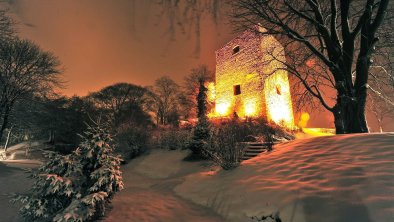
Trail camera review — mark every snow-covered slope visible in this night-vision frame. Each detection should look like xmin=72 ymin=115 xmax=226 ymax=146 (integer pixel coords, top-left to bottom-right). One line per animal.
xmin=105 ymin=150 xmax=225 ymax=222
xmin=0 ymin=141 xmax=44 ymax=168
xmin=175 ymin=133 xmax=394 ymax=222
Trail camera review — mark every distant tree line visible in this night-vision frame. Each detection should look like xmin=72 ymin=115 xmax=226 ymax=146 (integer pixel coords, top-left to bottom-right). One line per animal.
xmin=0 ymin=8 xmax=219 ymax=150
xmin=1 ymin=75 xmax=213 ymax=150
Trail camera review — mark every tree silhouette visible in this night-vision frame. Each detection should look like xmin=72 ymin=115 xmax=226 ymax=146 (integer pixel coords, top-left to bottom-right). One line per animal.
xmin=0 ymin=39 xmax=61 ymax=141
xmin=232 ymin=0 xmax=390 ymax=134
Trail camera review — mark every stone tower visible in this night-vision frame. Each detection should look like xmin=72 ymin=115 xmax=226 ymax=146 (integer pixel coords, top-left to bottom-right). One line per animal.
xmin=214 ymin=27 xmax=294 ymax=127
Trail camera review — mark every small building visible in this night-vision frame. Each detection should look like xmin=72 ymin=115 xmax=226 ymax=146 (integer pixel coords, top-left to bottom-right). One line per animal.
xmin=214 ymin=27 xmax=294 ymax=127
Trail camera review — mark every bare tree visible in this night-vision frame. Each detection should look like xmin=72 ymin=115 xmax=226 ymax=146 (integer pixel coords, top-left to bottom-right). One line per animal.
xmin=152 ymin=0 xmax=224 ymax=57
xmin=0 ymin=39 xmax=61 ymax=142
xmin=0 ymin=9 xmax=14 ymax=42
xmin=367 ymin=92 xmax=393 ymax=132
xmin=88 ymin=83 xmax=150 ymax=127
xmin=367 ymin=47 xmax=394 ymax=133
xmin=232 ymin=0 xmax=390 ymax=134
xmin=147 ymin=76 xmax=180 ymax=125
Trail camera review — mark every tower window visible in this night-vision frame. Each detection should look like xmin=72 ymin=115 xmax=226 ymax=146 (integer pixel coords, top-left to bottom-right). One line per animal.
xmin=234 ymin=85 xmax=241 ymax=95
xmin=276 ymin=85 xmax=281 ymax=95
xmin=232 ymin=46 xmax=240 ymax=55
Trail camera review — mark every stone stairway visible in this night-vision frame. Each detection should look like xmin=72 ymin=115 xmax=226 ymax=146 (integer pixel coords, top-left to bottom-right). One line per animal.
xmin=242 ymin=142 xmax=278 ymax=161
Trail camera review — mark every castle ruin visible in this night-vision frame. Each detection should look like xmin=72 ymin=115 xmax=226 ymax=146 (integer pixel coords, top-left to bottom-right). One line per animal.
xmin=214 ymin=27 xmax=294 ymax=127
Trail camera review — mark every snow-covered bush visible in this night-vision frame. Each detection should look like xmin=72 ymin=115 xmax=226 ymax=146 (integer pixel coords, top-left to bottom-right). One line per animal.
xmin=12 ymin=123 xmax=124 ymax=222
xmin=204 ymin=123 xmax=246 ymax=170
xmin=115 ymin=125 xmax=150 ymax=161
xmin=203 ymin=119 xmax=294 ymax=170
xmin=211 ymin=118 xmax=294 ymax=143
xmin=154 ymin=128 xmax=192 ymax=150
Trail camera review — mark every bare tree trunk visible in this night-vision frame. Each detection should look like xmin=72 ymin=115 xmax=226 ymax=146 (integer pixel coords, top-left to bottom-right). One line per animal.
xmin=333 ymin=99 xmax=367 ymax=134
xmin=48 ymin=130 xmax=55 ymax=144
xmin=355 ymin=38 xmax=372 ymax=133
xmin=4 ymin=125 xmax=13 ymax=151
xmin=0 ymin=106 xmax=11 ymax=142
xmin=377 ymin=118 xmax=383 ymax=133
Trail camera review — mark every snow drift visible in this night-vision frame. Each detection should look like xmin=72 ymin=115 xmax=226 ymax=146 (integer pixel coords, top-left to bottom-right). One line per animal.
xmin=175 ymin=133 xmax=394 ymax=222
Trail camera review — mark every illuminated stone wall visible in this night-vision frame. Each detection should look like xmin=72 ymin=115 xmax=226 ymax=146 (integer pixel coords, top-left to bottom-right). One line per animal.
xmin=215 ymin=28 xmax=294 ymax=127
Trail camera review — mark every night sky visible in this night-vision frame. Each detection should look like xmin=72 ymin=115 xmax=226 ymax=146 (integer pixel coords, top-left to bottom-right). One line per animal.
xmin=2 ymin=0 xmax=392 ymax=131
xmin=4 ymin=0 xmax=235 ymax=96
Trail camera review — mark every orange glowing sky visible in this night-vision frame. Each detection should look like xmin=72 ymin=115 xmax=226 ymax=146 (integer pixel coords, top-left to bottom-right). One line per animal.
xmin=3 ymin=0 xmax=235 ymax=96
xmin=1 ymin=0 xmax=391 ymax=131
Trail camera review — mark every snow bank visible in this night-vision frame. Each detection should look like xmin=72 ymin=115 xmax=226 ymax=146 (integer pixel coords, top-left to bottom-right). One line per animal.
xmin=175 ymin=133 xmax=394 ymax=222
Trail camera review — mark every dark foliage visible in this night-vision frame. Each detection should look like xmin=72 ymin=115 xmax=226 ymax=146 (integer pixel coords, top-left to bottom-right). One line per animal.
xmin=153 ymin=128 xmax=193 ymax=150
xmin=189 ymin=79 xmax=210 ymax=156
xmin=251 ymin=212 xmax=282 ymax=222
xmin=115 ymin=125 xmax=151 ymax=162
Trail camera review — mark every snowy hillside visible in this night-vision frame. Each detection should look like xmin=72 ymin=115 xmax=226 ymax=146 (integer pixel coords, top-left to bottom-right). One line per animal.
xmin=175 ymin=133 xmax=394 ymax=222
xmin=107 ymin=133 xmax=394 ymax=222
xmin=3 ymin=134 xmax=392 ymax=222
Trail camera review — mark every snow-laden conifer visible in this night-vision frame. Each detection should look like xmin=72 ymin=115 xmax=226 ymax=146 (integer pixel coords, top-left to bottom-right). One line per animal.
xmin=13 ymin=122 xmax=123 ymax=222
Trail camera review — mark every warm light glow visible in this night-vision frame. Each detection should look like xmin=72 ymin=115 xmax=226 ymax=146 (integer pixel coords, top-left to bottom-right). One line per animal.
xmin=302 ymin=128 xmax=335 ymax=136
xmin=298 ymin=112 xmax=310 ymax=128
xmin=207 ymin=112 xmax=215 ymax=118
xmin=206 ymin=82 xmax=216 ymax=102
xmin=264 ymin=71 xmax=294 ymax=127
xmin=216 ymin=102 xmax=230 ymax=116
xmin=244 ymin=99 xmax=257 ymax=117
xmin=246 ymin=73 xmax=257 ymax=80
xmin=213 ymin=27 xmax=294 ymax=126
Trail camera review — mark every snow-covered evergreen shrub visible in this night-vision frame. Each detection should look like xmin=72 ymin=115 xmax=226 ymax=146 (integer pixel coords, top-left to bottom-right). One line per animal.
xmin=189 ymin=120 xmax=210 ymax=154
xmin=13 ymin=123 xmax=124 ymax=222
xmin=12 ymin=151 xmax=78 ymax=221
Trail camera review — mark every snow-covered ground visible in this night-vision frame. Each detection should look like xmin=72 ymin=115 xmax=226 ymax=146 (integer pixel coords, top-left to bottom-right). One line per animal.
xmin=107 ymin=133 xmax=394 ymax=222
xmin=0 ymin=141 xmax=43 ymax=222
xmin=0 ymin=163 xmax=33 ymax=222
xmin=1 ymin=134 xmax=393 ymax=222
xmin=176 ymin=133 xmax=394 ymax=222
xmin=0 ymin=141 xmax=44 ymax=168
xmin=104 ymin=150 xmax=225 ymax=222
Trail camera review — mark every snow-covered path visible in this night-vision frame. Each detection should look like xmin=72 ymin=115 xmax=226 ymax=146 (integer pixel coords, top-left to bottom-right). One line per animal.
xmin=0 ymin=142 xmax=45 ymax=222
xmin=0 ymin=163 xmax=32 ymax=222
xmin=104 ymin=150 xmax=225 ymax=222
